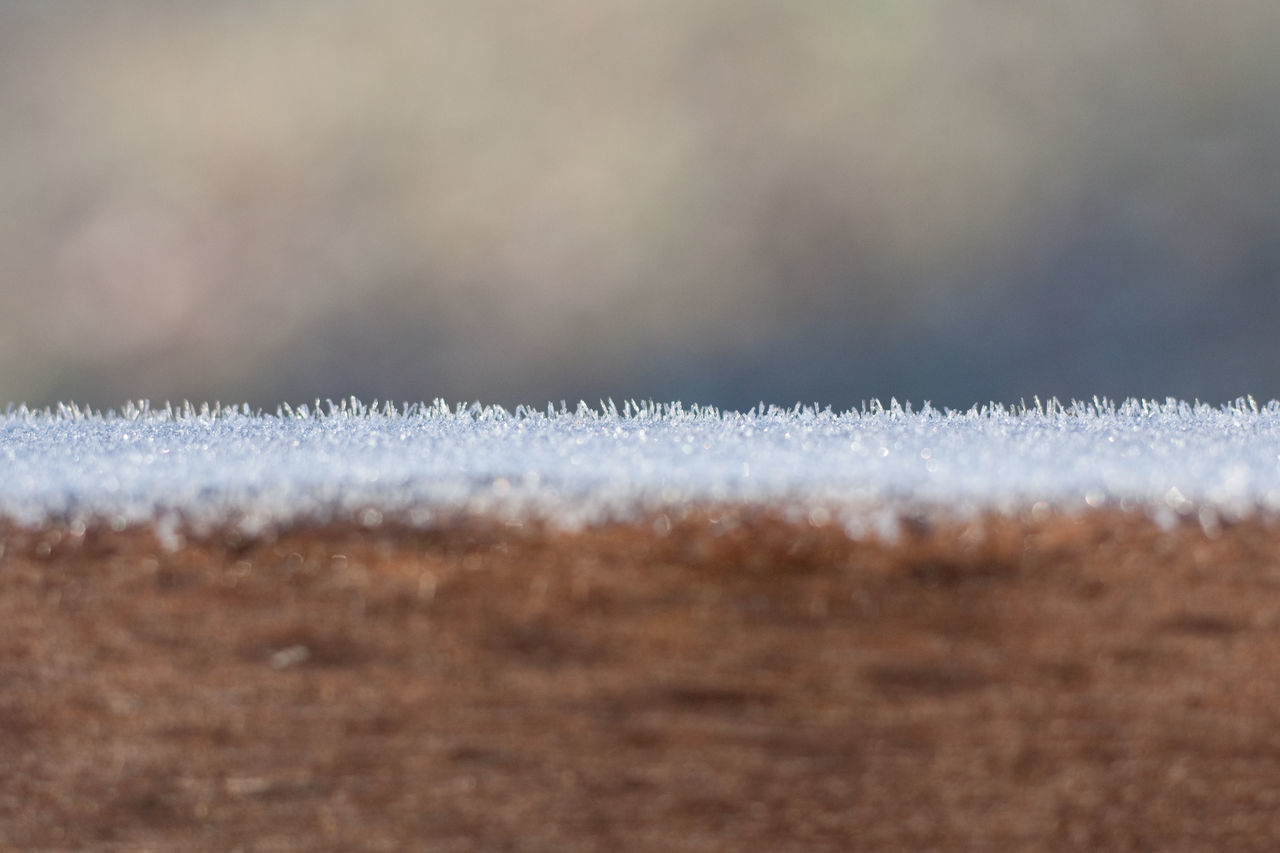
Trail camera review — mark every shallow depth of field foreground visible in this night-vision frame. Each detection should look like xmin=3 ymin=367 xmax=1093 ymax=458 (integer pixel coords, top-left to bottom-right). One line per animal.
xmin=5 ymin=400 xmax=1280 ymax=849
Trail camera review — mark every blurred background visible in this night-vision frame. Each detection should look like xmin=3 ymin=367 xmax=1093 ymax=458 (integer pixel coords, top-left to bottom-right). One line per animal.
xmin=3 ymin=1 xmax=1280 ymax=411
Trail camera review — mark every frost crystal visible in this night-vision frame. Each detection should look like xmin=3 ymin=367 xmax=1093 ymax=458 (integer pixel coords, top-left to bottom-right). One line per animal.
xmin=2 ymin=397 xmax=1279 ymax=533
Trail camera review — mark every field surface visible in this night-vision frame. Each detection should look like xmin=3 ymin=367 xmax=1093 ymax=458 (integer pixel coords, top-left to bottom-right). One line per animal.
xmin=4 ymin=400 xmax=1280 ymax=849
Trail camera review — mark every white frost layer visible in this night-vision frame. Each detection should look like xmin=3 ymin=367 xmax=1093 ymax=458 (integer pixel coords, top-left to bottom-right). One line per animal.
xmin=2 ymin=398 xmax=1280 ymax=535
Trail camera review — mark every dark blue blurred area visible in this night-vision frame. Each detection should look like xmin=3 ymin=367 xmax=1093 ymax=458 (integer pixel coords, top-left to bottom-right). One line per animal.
xmin=3 ymin=3 xmax=1279 ymax=411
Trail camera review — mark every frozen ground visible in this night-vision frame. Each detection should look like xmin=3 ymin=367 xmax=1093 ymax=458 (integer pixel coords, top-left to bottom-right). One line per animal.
xmin=3 ymin=398 xmax=1280 ymax=536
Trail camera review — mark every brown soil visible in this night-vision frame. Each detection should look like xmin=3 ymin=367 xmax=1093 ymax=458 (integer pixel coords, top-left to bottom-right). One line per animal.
xmin=4 ymin=508 xmax=1280 ymax=851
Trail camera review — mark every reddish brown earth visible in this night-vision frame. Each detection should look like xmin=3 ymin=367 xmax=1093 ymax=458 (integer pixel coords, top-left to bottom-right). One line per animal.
xmin=4 ymin=508 xmax=1280 ymax=850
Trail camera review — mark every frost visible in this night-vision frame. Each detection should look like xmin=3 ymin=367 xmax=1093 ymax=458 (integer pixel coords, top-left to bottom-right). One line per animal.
xmin=2 ymin=397 xmax=1280 ymax=533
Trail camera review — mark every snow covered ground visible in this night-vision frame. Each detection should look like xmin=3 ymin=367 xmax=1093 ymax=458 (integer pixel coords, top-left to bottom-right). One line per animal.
xmin=3 ymin=397 xmax=1280 ymax=536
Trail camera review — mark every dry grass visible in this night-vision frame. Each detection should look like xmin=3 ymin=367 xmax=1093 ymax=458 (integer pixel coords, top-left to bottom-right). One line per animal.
xmin=4 ymin=508 xmax=1280 ymax=850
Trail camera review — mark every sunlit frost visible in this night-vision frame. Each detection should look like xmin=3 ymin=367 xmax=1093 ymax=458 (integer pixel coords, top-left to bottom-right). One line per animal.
xmin=2 ymin=397 xmax=1280 ymax=532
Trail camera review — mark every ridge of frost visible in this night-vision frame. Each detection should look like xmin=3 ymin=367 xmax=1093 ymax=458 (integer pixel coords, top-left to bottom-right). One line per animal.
xmin=2 ymin=396 xmax=1279 ymax=534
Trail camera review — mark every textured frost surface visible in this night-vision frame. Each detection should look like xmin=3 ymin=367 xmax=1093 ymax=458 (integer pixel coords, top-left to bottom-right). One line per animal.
xmin=3 ymin=398 xmax=1280 ymax=534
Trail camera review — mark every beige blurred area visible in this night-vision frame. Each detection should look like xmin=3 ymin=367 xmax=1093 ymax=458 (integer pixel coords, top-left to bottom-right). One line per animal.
xmin=3 ymin=1 xmax=1280 ymax=409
